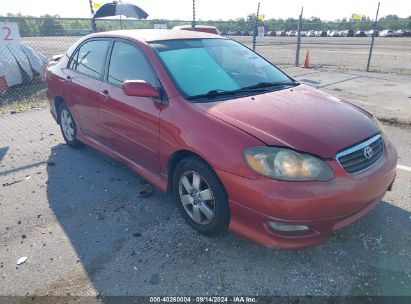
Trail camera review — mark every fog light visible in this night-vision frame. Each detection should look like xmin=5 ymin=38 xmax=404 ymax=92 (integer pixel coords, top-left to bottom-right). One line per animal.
xmin=267 ymin=221 xmax=310 ymax=233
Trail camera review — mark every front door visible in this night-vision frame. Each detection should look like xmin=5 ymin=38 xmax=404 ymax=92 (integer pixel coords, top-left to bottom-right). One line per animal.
xmin=99 ymin=40 xmax=163 ymax=175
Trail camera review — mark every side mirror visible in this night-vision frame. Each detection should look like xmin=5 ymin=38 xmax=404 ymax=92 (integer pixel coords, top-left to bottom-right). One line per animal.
xmin=122 ymin=80 xmax=159 ymax=98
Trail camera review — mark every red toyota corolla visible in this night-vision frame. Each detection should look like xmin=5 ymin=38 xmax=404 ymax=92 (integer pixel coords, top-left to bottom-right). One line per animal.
xmin=46 ymin=30 xmax=397 ymax=249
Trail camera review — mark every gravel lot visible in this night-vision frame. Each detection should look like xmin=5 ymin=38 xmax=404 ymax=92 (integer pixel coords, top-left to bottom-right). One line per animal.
xmin=21 ymin=36 xmax=411 ymax=75
xmin=0 ymin=109 xmax=410 ymax=298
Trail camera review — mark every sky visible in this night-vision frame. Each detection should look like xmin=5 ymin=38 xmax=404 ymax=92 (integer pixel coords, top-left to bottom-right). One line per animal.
xmin=2 ymin=0 xmax=411 ymax=21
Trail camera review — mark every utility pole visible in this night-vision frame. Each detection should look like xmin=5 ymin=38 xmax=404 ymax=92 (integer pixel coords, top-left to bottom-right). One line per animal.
xmin=366 ymin=2 xmax=380 ymax=72
xmin=252 ymin=2 xmax=260 ymax=51
xmin=88 ymin=0 xmax=97 ymax=32
xmin=295 ymin=6 xmax=303 ymax=66
xmin=192 ymin=0 xmax=196 ymax=30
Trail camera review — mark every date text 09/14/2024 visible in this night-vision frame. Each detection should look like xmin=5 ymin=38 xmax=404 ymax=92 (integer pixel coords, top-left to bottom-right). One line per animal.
xmin=149 ymin=296 xmax=257 ymax=303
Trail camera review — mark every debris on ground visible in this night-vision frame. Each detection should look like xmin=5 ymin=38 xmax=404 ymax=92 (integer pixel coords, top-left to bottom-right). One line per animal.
xmin=47 ymin=161 xmax=56 ymax=167
xmin=139 ymin=184 xmax=153 ymax=198
xmin=16 ymin=256 xmax=28 ymax=266
xmin=133 ymin=232 xmax=142 ymax=238
xmin=2 ymin=180 xmax=23 ymax=187
xmin=96 ymin=211 xmax=105 ymax=221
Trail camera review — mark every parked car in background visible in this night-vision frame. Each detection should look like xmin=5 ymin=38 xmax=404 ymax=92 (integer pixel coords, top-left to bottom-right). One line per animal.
xmin=286 ymin=30 xmax=297 ymax=37
xmin=172 ymin=25 xmax=220 ymax=35
xmin=267 ymin=31 xmax=276 ymax=36
xmin=394 ymin=29 xmax=404 ymax=37
xmin=316 ymin=30 xmax=327 ymax=37
xmin=394 ymin=29 xmax=411 ymax=37
xmin=276 ymin=30 xmax=286 ymax=36
xmin=300 ymin=31 xmax=307 ymax=37
xmin=355 ymin=31 xmax=366 ymax=37
xmin=226 ymin=30 xmax=237 ymax=36
xmin=379 ymin=29 xmax=394 ymax=37
xmin=366 ymin=29 xmax=379 ymax=37
xmin=327 ymin=30 xmax=340 ymax=37
xmin=306 ymin=30 xmax=316 ymax=37
xmin=241 ymin=30 xmax=253 ymax=36
xmin=341 ymin=30 xmax=354 ymax=37
xmin=46 ymin=29 xmax=397 ymax=249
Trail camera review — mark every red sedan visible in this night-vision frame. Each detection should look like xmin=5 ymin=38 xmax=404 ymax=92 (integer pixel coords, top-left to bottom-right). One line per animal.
xmin=46 ymin=30 xmax=397 ymax=249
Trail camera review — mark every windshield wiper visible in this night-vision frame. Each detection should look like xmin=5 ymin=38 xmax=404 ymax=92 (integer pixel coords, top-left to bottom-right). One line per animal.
xmin=238 ymin=81 xmax=298 ymax=91
xmin=187 ymin=81 xmax=298 ymax=101
xmin=187 ymin=89 xmax=233 ymax=100
xmin=187 ymin=87 xmax=271 ymax=101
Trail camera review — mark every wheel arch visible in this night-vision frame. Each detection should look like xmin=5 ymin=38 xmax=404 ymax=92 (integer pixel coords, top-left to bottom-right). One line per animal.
xmin=166 ymin=149 xmax=227 ymax=198
xmin=167 ymin=149 xmax=198 ymax=193
xmin=54 ymin=96 xmax=65 ymax=124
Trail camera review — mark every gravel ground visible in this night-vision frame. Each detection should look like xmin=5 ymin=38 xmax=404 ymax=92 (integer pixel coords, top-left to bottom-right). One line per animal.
xmin=0 ymin=109 xmax=410 ymax=298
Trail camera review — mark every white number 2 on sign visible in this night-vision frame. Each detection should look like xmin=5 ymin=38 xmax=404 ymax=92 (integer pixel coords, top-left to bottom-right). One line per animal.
xmin=1 ymin=22 xmax=21 ymax=45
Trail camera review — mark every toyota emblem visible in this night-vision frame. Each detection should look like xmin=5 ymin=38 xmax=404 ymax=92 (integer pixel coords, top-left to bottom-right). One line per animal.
xmin=363 ymin=146 xmax=374 ymax=159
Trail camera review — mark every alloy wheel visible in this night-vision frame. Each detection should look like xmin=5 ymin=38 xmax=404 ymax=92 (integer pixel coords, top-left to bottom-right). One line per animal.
xmin=60 ymin=109 xmax=75 ymax=142
xmin=178 ymin=170 xmax=216 ymax=225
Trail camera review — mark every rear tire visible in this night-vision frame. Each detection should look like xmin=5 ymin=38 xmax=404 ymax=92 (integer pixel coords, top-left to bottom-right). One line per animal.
xmin=58 ymin=103 xmax=83 ymax=148
xmin=172 ymin=156 xmax=230 ymax=236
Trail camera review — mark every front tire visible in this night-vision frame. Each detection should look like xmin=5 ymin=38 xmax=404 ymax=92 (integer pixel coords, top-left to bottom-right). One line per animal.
xmin=58 ymin=103 xmax=83 ymax=148
xmin=173 ymin=156 xmax=229 ymax=236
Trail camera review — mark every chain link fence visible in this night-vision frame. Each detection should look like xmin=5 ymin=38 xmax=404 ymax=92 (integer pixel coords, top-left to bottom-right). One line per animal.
xmin=0 ymin=16 xmax=410 ymax=107
xmin=249 ymin=19 xmax=411 ymax=74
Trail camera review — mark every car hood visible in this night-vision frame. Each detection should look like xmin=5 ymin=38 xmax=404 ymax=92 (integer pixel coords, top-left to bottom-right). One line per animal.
xmin=193 ymin=84 xmax=379 ymax=158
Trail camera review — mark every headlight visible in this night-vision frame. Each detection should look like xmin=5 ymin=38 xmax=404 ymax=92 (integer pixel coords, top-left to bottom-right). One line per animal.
xmin=244 ymin=147 xmax=334 ymax=181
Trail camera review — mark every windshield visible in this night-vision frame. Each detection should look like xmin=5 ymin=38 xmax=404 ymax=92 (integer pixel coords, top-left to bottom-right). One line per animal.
xmin=150 ymin=39 xmax=295 ymax=101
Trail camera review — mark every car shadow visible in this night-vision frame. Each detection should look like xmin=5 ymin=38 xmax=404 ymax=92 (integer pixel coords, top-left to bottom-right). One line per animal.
xmin=45 ymin=143 xmax=411 ymax=297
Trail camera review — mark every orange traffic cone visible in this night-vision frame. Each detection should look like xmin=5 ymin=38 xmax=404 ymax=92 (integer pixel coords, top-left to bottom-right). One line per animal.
xmin=303 ymin=49 xmax=310 ymax=68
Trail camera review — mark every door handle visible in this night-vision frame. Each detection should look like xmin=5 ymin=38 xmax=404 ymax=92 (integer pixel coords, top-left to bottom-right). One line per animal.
xmin=66 ymin=75 xmax=71 ymax=80
xmin=100 ymin=89 xmax=110 ymax=100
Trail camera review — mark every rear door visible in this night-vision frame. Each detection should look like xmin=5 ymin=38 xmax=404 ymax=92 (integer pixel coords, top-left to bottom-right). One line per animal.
xmin=99 ymin=40 xmax=163 ymax=175
xmin=65 ymin=39 xmax=110 ymax=142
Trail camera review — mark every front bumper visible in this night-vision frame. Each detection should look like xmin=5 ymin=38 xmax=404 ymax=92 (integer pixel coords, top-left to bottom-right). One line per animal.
xmin=216 ymin=140 xmax=397 ymax=249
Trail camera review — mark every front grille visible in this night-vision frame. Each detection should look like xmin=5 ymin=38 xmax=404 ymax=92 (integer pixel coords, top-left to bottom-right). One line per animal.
xmin=337 ymin=134 xmax=384 ymax=175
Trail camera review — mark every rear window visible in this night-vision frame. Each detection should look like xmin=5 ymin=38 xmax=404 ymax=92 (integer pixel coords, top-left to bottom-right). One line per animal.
xmin=69 ymin=40 xmax=109 ymax=79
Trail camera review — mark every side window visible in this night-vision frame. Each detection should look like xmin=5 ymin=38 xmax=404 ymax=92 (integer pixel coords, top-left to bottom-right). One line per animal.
xmin=107 ymin=41 xmax=158 ymax=87
xmin=70 ymin=40 xmax=109 ymax=78
xmin=68 ymin=50 xmax=78 ymax=70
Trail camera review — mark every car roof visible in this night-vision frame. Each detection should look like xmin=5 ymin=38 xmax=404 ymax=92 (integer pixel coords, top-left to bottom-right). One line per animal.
xmin=173 ymin=25 xmax=218 ymax=30
xmin=89 ymin=29 xmax=223 ymax=43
